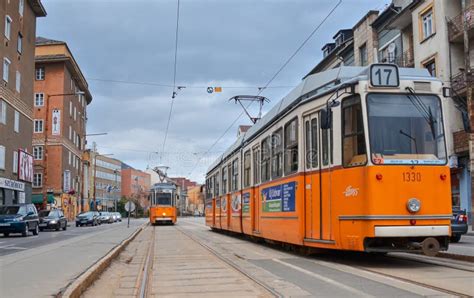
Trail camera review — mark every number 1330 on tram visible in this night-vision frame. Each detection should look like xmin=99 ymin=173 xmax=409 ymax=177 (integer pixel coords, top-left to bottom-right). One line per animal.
xmin=205 ymin=64 xmax=452 ymax=256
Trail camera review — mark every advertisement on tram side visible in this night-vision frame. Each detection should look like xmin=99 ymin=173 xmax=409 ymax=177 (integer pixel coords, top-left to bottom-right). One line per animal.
xmin=261 ymin=182 xmax=296 ymax=212
xmin=242 ymin=193 xmax=250 ymax=213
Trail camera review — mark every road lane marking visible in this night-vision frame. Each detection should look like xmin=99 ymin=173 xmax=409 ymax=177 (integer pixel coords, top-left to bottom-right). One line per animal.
xmin=272 ymin=258 xmax=374 ymax=297
xmin=0 ymin=244 xmax=27 ymax=250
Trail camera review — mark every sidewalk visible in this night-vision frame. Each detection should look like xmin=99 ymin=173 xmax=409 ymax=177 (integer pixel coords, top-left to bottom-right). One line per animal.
xmin=0 ymin=219 xmax=146 ymax=298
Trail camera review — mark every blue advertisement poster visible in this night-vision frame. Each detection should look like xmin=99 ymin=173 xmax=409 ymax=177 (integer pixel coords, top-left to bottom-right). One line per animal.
xmin=242 ymin=193 xmax=250 ymax=213
xmin=261 ymin=181 xmax=296 ymax=212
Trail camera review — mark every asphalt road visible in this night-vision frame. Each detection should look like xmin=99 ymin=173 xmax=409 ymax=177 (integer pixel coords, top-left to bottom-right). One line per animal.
xmin=0 ymin=218 xmax=131 ymax=256
xmin=447 ymin=233 xmax=474 ymax=256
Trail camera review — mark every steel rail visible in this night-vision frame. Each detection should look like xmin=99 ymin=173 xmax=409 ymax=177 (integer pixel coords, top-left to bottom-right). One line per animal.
xmin=139 ymin=226 xmax=155 ymax=298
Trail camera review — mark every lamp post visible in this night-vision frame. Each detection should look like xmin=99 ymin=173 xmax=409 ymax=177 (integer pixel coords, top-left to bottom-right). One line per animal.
xmin=42 ymin=91 xmax=85 ymax=210
xmin=114 ymin=169 xmax=118 ymax=212
xmin=92 ymin=153 xmax=113 ymax=211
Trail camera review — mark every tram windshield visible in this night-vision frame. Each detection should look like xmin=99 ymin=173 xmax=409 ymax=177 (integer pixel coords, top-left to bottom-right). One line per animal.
xmin=156 ymin=192 xmax=173 ymax=206
xmin=367 ymin=93 xmax=446 ymax=165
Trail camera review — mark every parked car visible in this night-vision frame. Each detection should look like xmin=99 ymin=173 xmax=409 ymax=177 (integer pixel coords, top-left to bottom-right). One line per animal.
xmin=451 ymin=208 xmax=468 ymax=243
xmin=38 ymin=209 xmax=68 ymax=231
xmin=110 ymin=212 xmax=118 ymax=222
xmin=0 ymin=204 xmax=40 ymax=237
xmin=114 ymin=212 xmax=122 ymax=222
xmin=76 ymin=211 xmax=100 ymax=227
xmin=193 ymin=210 xmax=200 ymax=217
xmin=99 ymin=212 xmax=114 ymax=224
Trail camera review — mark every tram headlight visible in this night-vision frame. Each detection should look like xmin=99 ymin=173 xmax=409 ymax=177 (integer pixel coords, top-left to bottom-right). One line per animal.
xmin=407 ymin=198 xmax=421 ymax=213
xmin=162 ymin=212 xmax=166 ymax=216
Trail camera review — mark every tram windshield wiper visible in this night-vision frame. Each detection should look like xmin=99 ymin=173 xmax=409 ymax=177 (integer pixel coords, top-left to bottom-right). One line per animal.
xmin=405 ymin=87 xmax=436 ymax=140
xmin=399 ymin=129 xmax=418 ymax=154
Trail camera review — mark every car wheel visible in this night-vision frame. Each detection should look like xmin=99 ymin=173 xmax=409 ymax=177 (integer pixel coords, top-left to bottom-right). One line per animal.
xmin=76 ymin=223 xmax=79 ymax=227
xmin=3 ymin=232 xmax=9 ymax=237
xmin=39 ymin=228 xmax=44 ymax=232
xmin=63 ymin=222 xmax=67 ymax=230
xmin=33 ymin=224 xmax=39 ymax=235
xmin=450 ymin=234 xmax=462 ymax=243
xmin=22 ymin=224 xmax=29 ymax=237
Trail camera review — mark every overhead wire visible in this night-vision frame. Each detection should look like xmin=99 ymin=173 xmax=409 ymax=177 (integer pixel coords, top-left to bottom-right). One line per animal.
xmin=161 ymin=0 xmax=181 ymax=162
xmin=187 ymin=0 xmax=344 ymax=177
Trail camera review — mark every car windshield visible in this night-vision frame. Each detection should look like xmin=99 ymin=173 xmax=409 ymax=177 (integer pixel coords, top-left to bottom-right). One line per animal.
xmin=78 ymin=212 xmax=92 ymax=217
xmin=39 ymin=210 xmax=56 ymax=217
xmin=0 ymin=206 xmax=27 ymax=215
xmin=367 ymin=93 xmax=446 ymax=165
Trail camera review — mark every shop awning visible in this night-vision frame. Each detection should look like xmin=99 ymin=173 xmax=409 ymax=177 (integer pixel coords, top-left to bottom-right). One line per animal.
xmin=32 ymin=194 xmax=55 ymax=204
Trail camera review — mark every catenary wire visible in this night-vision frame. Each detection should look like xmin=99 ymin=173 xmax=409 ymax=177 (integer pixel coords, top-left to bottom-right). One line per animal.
xmin=187 ymin=0 xmax=344 ymax=177
xmin=161 ymin=0 xmax=181 ymax=162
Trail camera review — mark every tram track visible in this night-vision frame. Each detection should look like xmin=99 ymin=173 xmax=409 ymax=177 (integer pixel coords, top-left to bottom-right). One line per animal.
xmin=174 ymin=224 xmax=282 ymax=298
xmin=138 ymin=225 xmax=155 ymax=298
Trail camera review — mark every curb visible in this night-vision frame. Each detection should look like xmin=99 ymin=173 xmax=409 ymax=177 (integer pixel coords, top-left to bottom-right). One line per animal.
xmin=436 ymin=252 xmax=474 ymax=263
xmin=56 ymin=222 xmax=148 ymax=298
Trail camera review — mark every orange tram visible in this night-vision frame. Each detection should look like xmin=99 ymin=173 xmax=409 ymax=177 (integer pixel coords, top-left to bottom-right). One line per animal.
xmin=205 ymin=64 xmax=452 ymax=256
xmin=149 ymin=182 xmax=178 ymax=225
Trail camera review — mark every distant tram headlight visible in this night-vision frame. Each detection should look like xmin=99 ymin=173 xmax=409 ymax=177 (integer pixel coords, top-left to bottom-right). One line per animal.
xmin=407 ymin=198 xmax=421 ymax=213
xmin=162 ymin=212 xmax=166 ymax=216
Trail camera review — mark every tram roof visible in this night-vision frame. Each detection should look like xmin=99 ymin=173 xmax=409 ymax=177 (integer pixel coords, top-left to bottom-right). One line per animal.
xmin=150 ymin=182 xmax=177 ymax=191
xmin=207 ymin=65 xmax=438 ymax=174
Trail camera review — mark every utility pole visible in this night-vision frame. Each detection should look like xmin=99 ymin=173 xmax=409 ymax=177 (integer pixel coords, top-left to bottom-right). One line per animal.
xmin=461 ymin=0 xmax=474 ymax=228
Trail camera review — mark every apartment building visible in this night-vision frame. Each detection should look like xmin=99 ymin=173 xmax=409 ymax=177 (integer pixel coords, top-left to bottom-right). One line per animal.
xmin=0 ymin=0 xmax=46 ymax=205
xmin=121 ymin=165 xmax=151 ymax=210
xmin=32 ymin=37 xmax=92 ymax=217
xmin=306 ymin=0 xmax=473 ymax=223
xmin=90 ymin=152 xmax=121 ymax=211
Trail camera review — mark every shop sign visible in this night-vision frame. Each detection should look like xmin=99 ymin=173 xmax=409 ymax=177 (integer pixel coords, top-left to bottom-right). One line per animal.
xmin=0 ymin=177 xmax=25 ymax=191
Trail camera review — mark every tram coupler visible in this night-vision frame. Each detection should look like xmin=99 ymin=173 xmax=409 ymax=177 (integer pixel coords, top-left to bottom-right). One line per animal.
xmin=408 ymin=237 xmax=440 ymax=256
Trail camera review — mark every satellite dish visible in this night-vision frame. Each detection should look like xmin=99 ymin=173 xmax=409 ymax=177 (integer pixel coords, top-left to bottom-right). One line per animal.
xmin=388 ymin=42 xmax=396 ymax=54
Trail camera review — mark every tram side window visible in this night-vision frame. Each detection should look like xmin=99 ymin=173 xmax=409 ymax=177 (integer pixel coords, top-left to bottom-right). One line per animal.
xmin=271 ymin=129 xmax=283 ymax=179
xmin=253 ymin=147 xmax=260 ymax=184
xmin=215 ymin=172 xmax=220 ymax=196
xmin=284 ymin=118 xmax=298 ymax=174
xmin=244 ymin=150 xmax=251 ymax=188
xmin=305 ymin=119 xmax=318 ymax=169
xmin=261 ymin=137 xmax=271 ymax=182
xmin=342 ymin=96 xmax=367 ymax=167
xmin=222 ymin=167 xmax=227 ymax=194
xmin=231 ymin=159 xmax=239 ymax=191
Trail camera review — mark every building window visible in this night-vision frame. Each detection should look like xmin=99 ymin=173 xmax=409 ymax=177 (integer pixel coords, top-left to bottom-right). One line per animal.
xmin=284 ymin=118 xmax=298 ymax=175
xmin=17 ymin=33 xmax=23 ymax=54
xmin=69 ymin=101 xmax=72 ymax=116
xmin=69 ymin=125 xmax=72 ymax=139
xmin=68 ymin=150 xmax=72 ymax=165
xmin=19 ymin=0 xmax=25 ymax=16
xmin=271 ymin=129 xmax=283 ymax=179
xmin=359 ymin=43 xmax=368 ymax=66
xmin=3 ymin=58 xmax=11 ymax=82
xmin=420 ymin=7 xmax=434 ymax=40
xmin=34 ymin=93 xmax=44 ymax=107
xmin=13 ymin=151 xmax=18 ymax=174
xmin=0 ymin=100 xmax=6 ymax=125
xmin=34 ymin=119 xmax=44 ymax=133
xmin=74 ymin=106 xmax=76 ymax=121
xmin=423 ymin=58 xmax=436 ymax=77
xmin=33 ymin=173 xmax=43 ymax=188
xmin=243 ymin=150 xmax=251 ymax=188
xmin=15 ymin=71 xmax=21 ymax=92
xmin=14 ymin=110 xmax=19 ymax=132
xmin=33 ymin=146 xmax=43 ymax=160
xmin=0 ymin=145 xmax=5 ymax=169
xmin=342 ymin=96 xmax=367 ymax=167
xmin=35 ymin=67 xmax=45 ymax=80
xmin=4 ymin=15 xmax=12 ymax=40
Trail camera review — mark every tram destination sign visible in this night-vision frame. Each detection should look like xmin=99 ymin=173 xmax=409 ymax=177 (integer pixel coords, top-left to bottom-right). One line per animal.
xmin=370 ymin=64 xmax=399 ymax=88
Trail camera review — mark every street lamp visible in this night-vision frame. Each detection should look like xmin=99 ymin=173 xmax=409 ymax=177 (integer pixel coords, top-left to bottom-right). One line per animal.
xmin=42 ymin=91 xmax=86 ymax=210
xmin=92 ymin=153 xmax=113 ymax=211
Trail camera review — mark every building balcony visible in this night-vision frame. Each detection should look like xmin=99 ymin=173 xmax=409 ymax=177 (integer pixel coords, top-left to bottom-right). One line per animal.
xmin=379 ymin=49 xmax=414 ymax=68
xmin=450 ymin=68 xmax=474 ymax=94
xmin=448 ymin=5 xmax=474 ymax=43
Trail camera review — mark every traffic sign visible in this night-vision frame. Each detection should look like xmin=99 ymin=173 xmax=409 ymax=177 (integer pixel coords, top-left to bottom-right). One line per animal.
xmin=125 ymin=201 xmax=136 ymax=212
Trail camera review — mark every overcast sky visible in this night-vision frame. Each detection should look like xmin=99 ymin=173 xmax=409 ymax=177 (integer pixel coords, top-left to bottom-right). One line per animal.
xmin=37 ymin=0 xmax=388 ymax=182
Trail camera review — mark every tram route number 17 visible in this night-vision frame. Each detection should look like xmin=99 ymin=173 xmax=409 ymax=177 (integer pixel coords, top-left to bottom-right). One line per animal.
xmin=370 ymin=64 xmax=399 ymax=87
xmin=402 ymin=172 xmax=421 ymax=182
